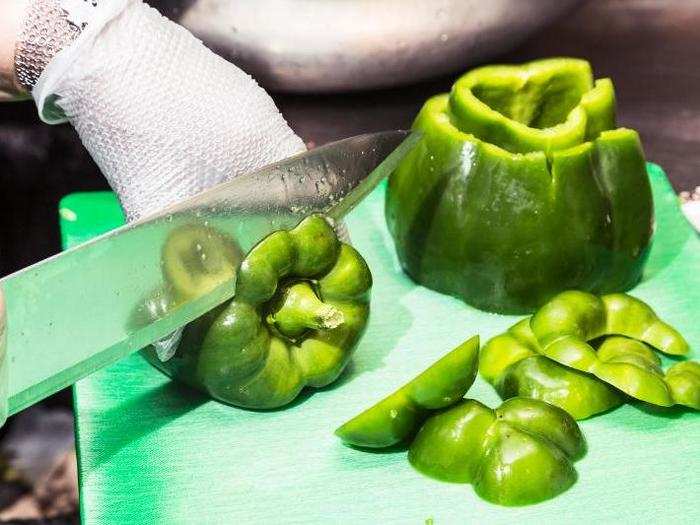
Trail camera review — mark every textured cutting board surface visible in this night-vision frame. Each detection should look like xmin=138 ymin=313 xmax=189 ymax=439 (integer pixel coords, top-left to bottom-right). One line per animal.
xmin=60 ymin=164 xmax=699 ymax=525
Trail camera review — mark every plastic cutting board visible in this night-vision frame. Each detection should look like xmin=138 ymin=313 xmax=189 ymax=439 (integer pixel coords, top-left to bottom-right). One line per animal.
xmin=59 ymin=164 xmax=699 ymax=524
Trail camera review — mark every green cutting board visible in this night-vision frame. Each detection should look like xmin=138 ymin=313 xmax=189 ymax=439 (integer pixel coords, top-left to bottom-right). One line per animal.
xmin=59 ymin=164 xmax=699 ymax=525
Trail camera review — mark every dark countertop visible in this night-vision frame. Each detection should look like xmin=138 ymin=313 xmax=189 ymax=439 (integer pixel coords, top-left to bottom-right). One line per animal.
xmin=1 ymin=0 xmax=698 ymax=277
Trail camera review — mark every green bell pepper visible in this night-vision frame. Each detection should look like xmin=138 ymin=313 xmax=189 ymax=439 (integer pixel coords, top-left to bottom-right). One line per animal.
xmin=480 ymin=319 xmax=624 ymax=419
xmin=143 ymin=215 xmax=372 ymax=409
xmin=335 ymin=335 xmax=480 ymax=447
xmin=161 ymin=223 xmax=243 ymax=300
xmin=408 ymin=397 xmax=585 ymax=506
xmin=665 ymin=361 xmax=700 ymax=409
xmin=386 ymin=58 xmax=653 ymax=313
xmin=335 ymin=336 xmax=586 ymax=506
xmin=593 ymin=337 xmax=699 ymax=409
xmin=529 ymin=290 xmax=698 ymax=408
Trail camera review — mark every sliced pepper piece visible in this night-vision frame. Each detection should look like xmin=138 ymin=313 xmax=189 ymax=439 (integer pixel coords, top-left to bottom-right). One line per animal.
xmin=408 ymin=397 xmax=585 ymax=506
xmin=531 ymin=290 xmax=689 ymax=358
xmin=529 ymin=291 xmax=697 ymax=408
xmin=335 ymin=335 xmax=480 ymax=448
xmin=386 ymin=58 xmax=653 ymax=313
xmin=666 ymin=361 xmax=700 ymax=409
xmin=480 ymin=319 xmax=624 ymax=419
xmin=143 ymin=215 xmax=372 ymax=409
xmin=593 ymin=337 xmax=700 ymax=409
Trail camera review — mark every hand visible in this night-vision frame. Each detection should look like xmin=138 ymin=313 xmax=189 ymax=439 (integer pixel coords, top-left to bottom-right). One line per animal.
xmin=10 ymin=0 xmax=305 ymax=221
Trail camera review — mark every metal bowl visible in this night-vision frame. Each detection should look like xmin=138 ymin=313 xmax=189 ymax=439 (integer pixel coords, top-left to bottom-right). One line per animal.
xmin=162 ymin=0 xmax=583 ymax=93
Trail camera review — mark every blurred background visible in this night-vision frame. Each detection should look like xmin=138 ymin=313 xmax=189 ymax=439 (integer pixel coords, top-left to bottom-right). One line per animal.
xmin=0 ymin=0 xmax=698 ymax=522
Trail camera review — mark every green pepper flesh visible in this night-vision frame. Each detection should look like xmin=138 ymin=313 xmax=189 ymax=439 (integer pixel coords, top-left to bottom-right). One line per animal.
xmin=386 ymin=58 xmax=653 ymax=313
xmin=529 ymin=291 xmax=697 ymax=408
xmin=335 ymin=335 xmax=480 ymax=448
xmin=480 ymin=318 xmax=624 ymax=419
xmin=408 ymin=397 xmax=585 ymax=506
xmin=144 ymin=215 xmax=372 ymax=409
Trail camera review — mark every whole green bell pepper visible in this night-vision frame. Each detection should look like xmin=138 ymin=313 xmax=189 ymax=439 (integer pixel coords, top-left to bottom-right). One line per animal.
xmin=335 ymin=335 xmax=480 ymax=447
xmin=386 ymin=58 xmax=653 ymax=313
xmin=143 ymin=215 xmax=372 ymax=409
xmin=529 ymin=290 xmax=698 ymax=408
xmin=408 ymin=397 xmax=585 ymax=506
xmin=480 ymin=319 xmax=624 ymax=419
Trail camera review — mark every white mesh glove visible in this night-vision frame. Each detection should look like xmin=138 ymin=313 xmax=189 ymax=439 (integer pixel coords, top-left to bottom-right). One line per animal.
xmin=23 ymin=0 xmax=306 ymax=221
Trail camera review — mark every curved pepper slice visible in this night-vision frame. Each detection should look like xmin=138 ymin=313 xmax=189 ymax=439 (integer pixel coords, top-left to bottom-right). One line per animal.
xmin=531 ymin=290 xmax=689 ymax=357
xmin=529 ymin=291 xmax=697 ymax=408
xmin=408 ymin=397 xmax=585 ymax=506
xmin=335 ymin=335 xmax=480 ymax=448
xmin=386 ymin=58 xmax=653 ymax=313
xmin=666 ymin=361 xmax=700 ymax=409
xmin=592 ymin=337 xmax=700 ymax=409
xmin=480 ymin=319 xmax=624 ymax=419
xmin=144 ymin=215 xmax=372 ymax=409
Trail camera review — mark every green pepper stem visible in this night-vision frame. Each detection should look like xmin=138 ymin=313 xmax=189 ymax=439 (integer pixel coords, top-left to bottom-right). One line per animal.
xmin=267 ymin=282 xmax=344 ymax=339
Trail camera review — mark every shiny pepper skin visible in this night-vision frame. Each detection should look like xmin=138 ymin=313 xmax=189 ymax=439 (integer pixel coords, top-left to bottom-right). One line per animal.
xmin=336 ymin=337 xmax=587 ymax=506
xmin=529 ymin=291 xmax=698 ymax=408
xmin=665 ymin=361 xmax=700 ymax=409
xmin=408 ymin=397 xmax=585 ymax=506
xmin=480 ymin=318 xmax=624 ymax=419
xmin=335 ymin=336 xmax=480 ymax=448
xmin=590 ymin=337 xmax=699 ymax=409
xmin=386 ymin=58 xmax=653 ymax=314
xmin=143 ymin=215 xmax=372 ymax=409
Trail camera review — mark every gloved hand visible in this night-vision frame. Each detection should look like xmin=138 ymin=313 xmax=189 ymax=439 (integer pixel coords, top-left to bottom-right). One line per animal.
xmin=0 ymin=0 xmax=309 ymax=400
xmin=3 ymin=0 xmax=306 ymax=221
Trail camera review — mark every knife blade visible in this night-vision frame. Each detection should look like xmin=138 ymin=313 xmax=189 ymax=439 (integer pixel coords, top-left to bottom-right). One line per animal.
xmin=0 ymin=130 xmax=418 ymax=416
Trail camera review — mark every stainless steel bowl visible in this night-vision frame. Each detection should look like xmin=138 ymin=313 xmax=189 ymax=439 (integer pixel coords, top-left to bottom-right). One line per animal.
xmin=162 ymin=0 xmax=583 ymax=93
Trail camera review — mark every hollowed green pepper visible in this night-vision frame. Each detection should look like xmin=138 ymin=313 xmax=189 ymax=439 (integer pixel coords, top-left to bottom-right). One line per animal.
xmin=529 ymin=290 xmax=699 ymax=409
xmin=144 ymin=215 xmax=372 ymax=409
xmin=408 ymin=397 xmax=585 ymax=506
xmin=480 ymin=319 xmax=624 ymax=419
xmin=386 ymin=58 xmax=653 ymax=313
xmin=335 ymin=336 xmax=480 ymax=448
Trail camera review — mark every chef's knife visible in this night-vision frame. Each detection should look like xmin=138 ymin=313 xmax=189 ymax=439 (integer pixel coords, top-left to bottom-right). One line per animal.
xmin=0 ymin=130 xmax=418 ymax=418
